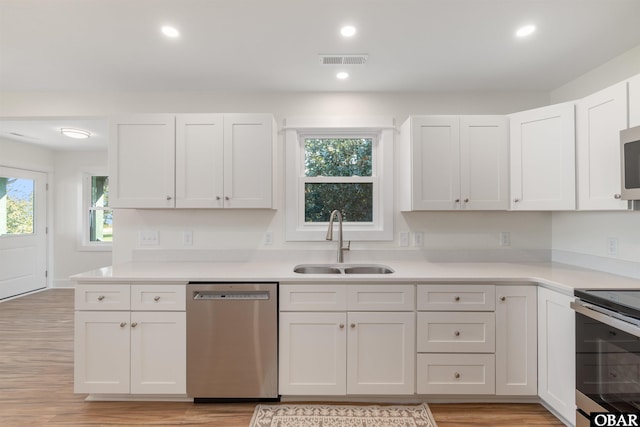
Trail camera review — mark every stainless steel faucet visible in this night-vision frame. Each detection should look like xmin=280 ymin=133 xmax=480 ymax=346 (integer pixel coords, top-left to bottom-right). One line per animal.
xmin=326 ymin=209 xmax=350 ymax=263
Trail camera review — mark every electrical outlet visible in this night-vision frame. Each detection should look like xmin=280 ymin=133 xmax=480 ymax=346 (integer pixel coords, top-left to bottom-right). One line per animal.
xmin=607 ymin=237 xmax=619 ymax=257
xmin=139 ymin=230 xmax=159 ymax=246
xmin=413 ymin=232 xmax=423 ymax=247
xmin=183 ymin=231 xmax=193 ymax=246
xmin=264 ymin=231 xmax=273 ymax=245
xmin=399 ymin=232 xmax=409 ymax=247
xmin=500 ymin=231 xmax=511 ymax=247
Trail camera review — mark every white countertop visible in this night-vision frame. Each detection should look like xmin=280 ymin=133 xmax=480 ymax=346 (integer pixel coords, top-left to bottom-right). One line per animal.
xmin=71 ymin=260 xmax=640 ymax=296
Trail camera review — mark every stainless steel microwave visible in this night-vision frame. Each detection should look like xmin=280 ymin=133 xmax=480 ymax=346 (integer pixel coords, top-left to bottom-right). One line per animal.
xmin=621 ymin=125 xmax=640 ymax=200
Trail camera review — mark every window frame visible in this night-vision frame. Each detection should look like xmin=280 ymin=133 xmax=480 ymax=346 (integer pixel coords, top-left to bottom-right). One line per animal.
xmin=284 ymin=117 xmax=394 ymax=241
xmin=79 ymin=170 xmax=112 ymax=251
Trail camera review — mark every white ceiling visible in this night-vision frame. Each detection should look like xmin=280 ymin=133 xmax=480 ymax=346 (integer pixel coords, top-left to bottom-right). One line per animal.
xmin=1 ymin=0 xmax=640 ymax=150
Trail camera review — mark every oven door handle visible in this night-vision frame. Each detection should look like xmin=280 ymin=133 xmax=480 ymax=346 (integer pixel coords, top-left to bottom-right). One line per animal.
xmin=571 ymin=300 xmax=640 ymax=338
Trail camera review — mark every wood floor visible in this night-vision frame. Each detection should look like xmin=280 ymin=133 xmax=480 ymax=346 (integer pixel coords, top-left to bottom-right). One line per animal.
xmin=0 ymin=289 xmax=565 ymax=426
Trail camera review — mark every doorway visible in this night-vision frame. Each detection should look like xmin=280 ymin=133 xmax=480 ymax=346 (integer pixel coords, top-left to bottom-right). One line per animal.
xmin=0 ymin=167 xmax=47 ymax=300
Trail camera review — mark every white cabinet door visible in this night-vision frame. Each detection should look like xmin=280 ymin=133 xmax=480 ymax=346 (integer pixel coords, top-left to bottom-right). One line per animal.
xmin=629 ymin=73 xmax=640 ymax=127
xmin=109 ymin=115 xmax=175 ymax=208
xmin=74 ymin=311 xmax=130 ymax=394
xmin=509 ymin=103 xmax=576 ymax=210
xmin=130 ymin=311 xmax=186 ymax=394
xmin=460 ymin=116 xmax=509 ymax=210
xmin=223 ymin=114 xmax=274 ymax=208
xmin=538 ymin=287 xmax=576 ymax=426
xmin=408 ymin=116 xmax=461 ymax=210
xmin=175 ymin=114 xmax=224 ymax=208
xmin=346 ymin=311 xmax=415 ymax=395
xmin=495 ymin=286 xmax=537 ymax=396
xmin=576 ymin=82 xmax=629 ymax=210
xmin=279 ymin=312 xmax=347 ymax=395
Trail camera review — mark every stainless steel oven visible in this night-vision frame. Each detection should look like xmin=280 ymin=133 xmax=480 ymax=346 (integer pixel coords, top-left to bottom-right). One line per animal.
xmin=572 ymin=290 xmax=640 ymax=426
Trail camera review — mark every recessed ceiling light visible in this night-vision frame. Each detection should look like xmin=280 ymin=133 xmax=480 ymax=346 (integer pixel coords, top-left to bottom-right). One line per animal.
xmin=340 ymin=25 xmax=357 ymax=37
xmin=60 ymin=128 xmax=91 ymax=139
xmin=161 ymin=26 xmax=180 ymax=38
xmin=515 ymin=24 xmax=536 ymax=38
xmin=336 ymin=72 xmax=349 ymax=80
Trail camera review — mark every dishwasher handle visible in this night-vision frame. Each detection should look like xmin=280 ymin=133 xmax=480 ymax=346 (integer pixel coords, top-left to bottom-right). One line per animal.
xmin=192 ymin=290 xmax=270 ymax=301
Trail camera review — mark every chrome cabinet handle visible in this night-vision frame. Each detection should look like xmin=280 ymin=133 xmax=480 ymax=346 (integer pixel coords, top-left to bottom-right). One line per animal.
xmin=350 ymin=323 xmax=356 ymax=328
xmin=454 ymin=330 xmax=460 ymax=337
xmin=225 ymin=196 xmax=230 ymax=201
xmin=166 ymin=195 xmax=172 ymax=200
xmin=131 ymin=322 xmax=138 ymax=328
xmin=500 ymin=296 xmax=506 ymax=302
xmin=98 ymin=295 xmax=105 ymax=301
xmin=464 ymin=198 xmax=469 ymax=203
xmin=339 ymin=324 xmax=345 ymax=329
xmin=454 ymin=372 xmax=461 ymax=379
xmin=455 ymin=199 xmax=460 ymax=203
xmin=216 ymin=196 xmax=221 ymax=200
xmin=119 ymin=322 xmax=127 ymax=328
xmin=454 ymin=296 xmax=460 ymax=302
xmin=154 ymin=296 xmax=160 ymax=302
xmin=614 ymin=194 xmax=622 ymax=199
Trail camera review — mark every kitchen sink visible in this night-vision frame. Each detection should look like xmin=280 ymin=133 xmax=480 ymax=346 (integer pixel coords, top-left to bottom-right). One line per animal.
xmin=293 ymin=264 xmax=394 ymax=275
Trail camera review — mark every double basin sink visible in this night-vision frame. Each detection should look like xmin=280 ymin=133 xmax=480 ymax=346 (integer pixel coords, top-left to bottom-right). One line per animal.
xmin=293 ymin=264 xmax=394 ymax=275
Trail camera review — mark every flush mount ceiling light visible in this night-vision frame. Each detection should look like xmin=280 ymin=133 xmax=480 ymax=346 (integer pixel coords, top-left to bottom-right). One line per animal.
xmin=60 ymin=128 xmax=91 ymax=139
xmin=340 ymin=25 xmax=357 ymax=37
xmin=515 ymin=24 xmax=536 ymax=38
xmin=161 ymin=25 xmax=180 ymax=38
xmin=336 ymin=71 xmax=349 ymax=80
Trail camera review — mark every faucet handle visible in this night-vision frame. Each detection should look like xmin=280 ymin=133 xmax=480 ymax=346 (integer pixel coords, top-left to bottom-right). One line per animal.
xmin=344 ymin=241 xmax=351 ymax=251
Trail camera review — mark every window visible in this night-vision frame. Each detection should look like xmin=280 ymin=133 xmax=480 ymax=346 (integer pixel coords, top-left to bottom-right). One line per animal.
xmin=81 ymin=172 xmax=112 ymax=249
xmin=0 ymin=176 xmax=35 ymax=236
xmin=285 ymin=117 xmax=394 ymax=241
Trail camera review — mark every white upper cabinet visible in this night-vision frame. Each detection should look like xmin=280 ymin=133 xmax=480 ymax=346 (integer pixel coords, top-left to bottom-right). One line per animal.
xmin=399 ymin=115 xmax=508 ymax=211
xmin=576 ymin=82 xmax=629 ymax=210
xmin=110 ymin=114 xmax=275 ymax=209
xmin=110 ymin=115 xmax=176 ymax=208
xmin=509 ymin=102 xmax=576 ymax=210
xmin=629 ymin=73 xmax=640 ymax=128
xmin=175 ymin=114 xmax=224 ymax=208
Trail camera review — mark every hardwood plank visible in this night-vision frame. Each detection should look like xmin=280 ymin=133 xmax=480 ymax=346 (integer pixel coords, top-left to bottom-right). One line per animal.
xmin=0 ymin=289 xmax=564 ymax=426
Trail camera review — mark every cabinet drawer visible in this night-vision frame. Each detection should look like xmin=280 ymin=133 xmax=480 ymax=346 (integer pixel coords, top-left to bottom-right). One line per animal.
xmin=131 ymin=284 xmax=186 ymax=311
xmin=417 ymin=312 xmax=495 ymax=353
xmin=347 ymin=285 xmax=415 ymax=311
xmin=280 ymin=284 xmax=347 ymax=311
xmin=417 ymin=284 xmax=495 ymax=311
xmin=417 ymin=353 xmax=495 ymax=394
xmin=75 ymin=284 xmax=131 ymax=310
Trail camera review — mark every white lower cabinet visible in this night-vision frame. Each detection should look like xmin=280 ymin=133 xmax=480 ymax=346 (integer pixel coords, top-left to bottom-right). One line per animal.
xmin=74 ymin=283 xmax=186 ymax=395
xmin=538 ymin=287 xmax=576 ymax=426
xmin=278 ymin=284 xmax=415 ymax=395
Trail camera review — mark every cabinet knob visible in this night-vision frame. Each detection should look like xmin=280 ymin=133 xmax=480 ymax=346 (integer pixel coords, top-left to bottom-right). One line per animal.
xmin=513 ymin=198 xmax=520 ymax=203
xmin=225 ymin=196 xmax=230 ymax=201
xmin=166 ymin=195 xmax=172 ymax=201
xmin=97 ymin=295 xmax=105 ymax=301
xmin=154 ymin=296 xmax=161 ymax=302
xmin=339 ymin=324 xmax=345 ymax=329
xmin=454 ymin=296 xmax=460 ymax=302
xmin=119 ymin=322 xmax=127 ymax=328
xmin=216 ymin=196 xmax=221 ymax=200
xmin=464 ymin=198 xmax=469 ymax=203
xmin=454 ymin=330 xmax=460 ymax=337
xmin=455 ymin=199 xmax=460 ymax=203
xmin=500 ymin=296 xmax=506 ymax=302
xmin=614 ymin=194 xmax=622 ymax=199
xmin=454 ymin=372 xmax=461 ymax=379
xmin=350 ymin=323 xmax=356 ymax=328
xmin=131 ymin=322 xmax=138 ymax=328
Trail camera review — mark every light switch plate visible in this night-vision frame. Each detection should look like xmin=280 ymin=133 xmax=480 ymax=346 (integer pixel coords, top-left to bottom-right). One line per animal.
xmin=139 ymin=230 xmax=159 ymax=246
xmin=399 ymin=232 xmax=409 ymax=247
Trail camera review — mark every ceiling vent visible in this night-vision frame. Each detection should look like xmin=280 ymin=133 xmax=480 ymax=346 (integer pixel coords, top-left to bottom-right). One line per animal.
xmin=319 ymin=54 xmax=368 ymax=65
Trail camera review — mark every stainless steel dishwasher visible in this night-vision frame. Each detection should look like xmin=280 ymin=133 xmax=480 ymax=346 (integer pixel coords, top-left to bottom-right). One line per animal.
xmin=186 ymin=282 xmax=278 ymax=400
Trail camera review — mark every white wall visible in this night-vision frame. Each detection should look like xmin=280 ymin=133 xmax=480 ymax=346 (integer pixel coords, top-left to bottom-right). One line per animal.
xmin=549 ymin=44 xmax=640 ymax=275
xmin=52 ymin=150 xmax=111 ymax=287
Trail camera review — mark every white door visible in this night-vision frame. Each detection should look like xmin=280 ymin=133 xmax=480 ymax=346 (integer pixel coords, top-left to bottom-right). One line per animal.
xmin=0 ymin=167 xmax=47 ymax=300
xmin=346 ymin=311 xmax=415 ymax=395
